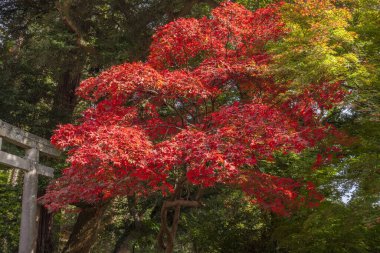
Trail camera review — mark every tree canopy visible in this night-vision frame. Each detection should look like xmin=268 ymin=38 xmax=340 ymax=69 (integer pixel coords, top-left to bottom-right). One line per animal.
xmin=37 ymin=2 xmax=365 ymax=252
xmin=0 ymin=0 xmax=379 ymax=252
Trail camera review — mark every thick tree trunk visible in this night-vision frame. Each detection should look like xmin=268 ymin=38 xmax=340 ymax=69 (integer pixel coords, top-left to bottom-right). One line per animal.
xmin=62 ymin=203 xmax=109 ymax=253
xmin=36 ymin=204 xmax=54 ymax=253
xmin=40 ymin=2 xmax=91 ymax=251
xmin=157 ymin=200 xmax=201 ymax=253
xmin=37 ymin=63 xmax=84 ymax=252
xmin=50 ymin=66 xmax=83 ymax=129
xmin=113 ymin=197 xmax=162 ymax=253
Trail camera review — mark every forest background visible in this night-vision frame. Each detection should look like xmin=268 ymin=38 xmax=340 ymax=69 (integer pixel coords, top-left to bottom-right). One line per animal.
xmin=0 ymin=0 xmax=379 ymax=252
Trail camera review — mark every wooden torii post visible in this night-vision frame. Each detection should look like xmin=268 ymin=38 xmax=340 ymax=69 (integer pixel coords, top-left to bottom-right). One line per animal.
xmin=0 ymin=120 xmax=60 ymax=253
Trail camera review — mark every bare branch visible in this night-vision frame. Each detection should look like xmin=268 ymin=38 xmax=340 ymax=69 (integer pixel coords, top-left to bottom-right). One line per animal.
xmin=163 ymin=199 xmax=202 ymax=209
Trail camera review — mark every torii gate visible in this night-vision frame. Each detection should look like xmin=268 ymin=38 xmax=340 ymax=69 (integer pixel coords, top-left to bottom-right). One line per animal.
xmin=0 ymin=120 xmax=60 ymax=253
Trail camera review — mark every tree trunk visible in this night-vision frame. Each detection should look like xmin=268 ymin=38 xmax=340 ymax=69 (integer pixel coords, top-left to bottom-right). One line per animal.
xmin=157 ymin=200 xmax=201 ymax=253
xmin=37 ymin=61 xmax=84 ymax=252
xmin=36 ymin=204 xmax=54 ymax=253
xmin=62 ymin=203 xmax=109 ymax=253
xmin=50 ymin=66 xmax=83 ymax=129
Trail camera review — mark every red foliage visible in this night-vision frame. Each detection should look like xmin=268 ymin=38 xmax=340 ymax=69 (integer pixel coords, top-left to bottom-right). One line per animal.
xmin=41 ymin=1 xmax=346 ymax=215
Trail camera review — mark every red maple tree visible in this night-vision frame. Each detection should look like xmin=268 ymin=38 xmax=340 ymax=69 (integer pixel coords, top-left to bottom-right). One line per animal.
xmin=41 ymin=2 xmax=346 ymax=252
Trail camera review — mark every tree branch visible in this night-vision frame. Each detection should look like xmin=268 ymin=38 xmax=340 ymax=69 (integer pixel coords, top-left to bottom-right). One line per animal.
xmin=163 ymin=199 xmax=202 ymax=209
xmin=57 ymin=0 xmax=95 ymax=53
xmin=157 ymin=198 xmax=202 ymax=252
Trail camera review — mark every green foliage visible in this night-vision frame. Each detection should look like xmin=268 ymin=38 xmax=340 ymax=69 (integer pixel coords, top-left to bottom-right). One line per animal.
xmin=235 ymin=0 xmax=274 ymax=10
xmin=179 ymin=189 xmax=276 ymax=253
xmin=351 ymin=0 xmax=380 ymax=118
xmin=268 ymin=0 xmax=367 ymax=86
xmin=88 ymin=196 xmax=162 ymax=253
xmin=0 ymin=170 xmax=22 ymax=253
xmin=273 ymin=201 xmax=378 ymax=253
xmin=266 ymin=1 xmax=380 ymax=252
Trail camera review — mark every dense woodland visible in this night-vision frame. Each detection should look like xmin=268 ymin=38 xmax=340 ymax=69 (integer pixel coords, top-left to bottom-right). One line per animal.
xmin=0 ymin=0 xmax=379 ymax=252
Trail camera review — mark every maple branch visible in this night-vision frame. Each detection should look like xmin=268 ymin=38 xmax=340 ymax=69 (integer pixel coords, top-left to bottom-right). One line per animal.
xmin=195 ymin=187 xmax=204 ymax=201
xmin=164 ymin=99 xmax=186 ymax=127
xmin=164 ymin=199 xmax=202 ymax=209
xmin=157 ymin=199 xmax=202 ymax=252
xmin=157 ymin=202 xmax=171 ymax=251
xmin=170 ymin=205 xmax=181 ymax=243
xmin=178 ymin=102 xmax=196 ymax=123
xmin=172 ymin=177 xmax=187 ymax=201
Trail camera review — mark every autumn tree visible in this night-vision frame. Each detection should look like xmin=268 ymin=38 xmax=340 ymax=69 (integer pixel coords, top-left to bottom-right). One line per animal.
xmin=41 ymin=2 xmax=348 ymax=252
xmin=0 ymin=1 xmax=223 ymax=251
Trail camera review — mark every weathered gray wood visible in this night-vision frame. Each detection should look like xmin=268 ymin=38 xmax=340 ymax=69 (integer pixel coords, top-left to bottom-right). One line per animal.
xmin=0 ymin=150 xmax=29 ymax=170
xmin=19 ymin=148 xmax=39 ymax=253
xmin=0 ymin=120 xmax=60 ymax=157
xmin=0 ymin=151 xmax=54 ymax=177
xmin=0 ymin=120 xmax=60 ymax=252
xmin=35 ymin=164 xmax=54 ymax=178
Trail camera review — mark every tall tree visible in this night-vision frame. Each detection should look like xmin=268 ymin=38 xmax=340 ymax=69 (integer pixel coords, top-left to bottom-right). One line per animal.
xmin=41 ymin=2 xmax=349 ymax=252
xmin=1 ymin=1 xmax=223 ymax=251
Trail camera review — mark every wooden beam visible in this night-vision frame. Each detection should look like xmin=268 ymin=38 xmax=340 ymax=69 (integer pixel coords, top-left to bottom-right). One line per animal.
xmin=0 ymin=120 xmax=60 ymax=157
xmin=36 ymin=164 xmax=54 ymax=178
xmin=0 ymin=150 xmax=29 ymax=170
xmin=19 ymin=148 xmax=39 ymax=253
xmin=0 ymin=151 xmax=54 ymax=177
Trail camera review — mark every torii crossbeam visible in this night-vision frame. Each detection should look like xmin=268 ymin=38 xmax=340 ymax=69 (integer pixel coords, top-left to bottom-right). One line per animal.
xmin=0 ymin=120 xmax=60 ymax=253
